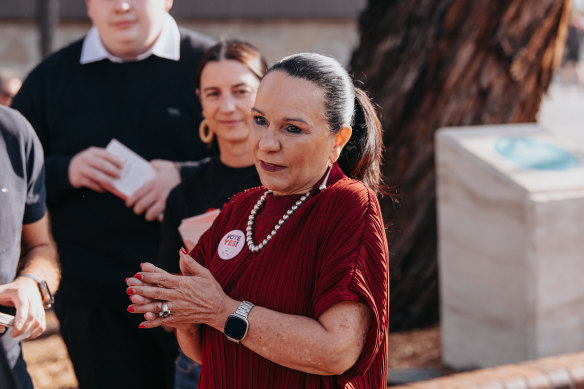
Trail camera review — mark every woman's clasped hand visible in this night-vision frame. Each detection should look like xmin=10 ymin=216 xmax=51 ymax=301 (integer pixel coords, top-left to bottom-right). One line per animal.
xmin=127 ymin=249 xmax=236 ymax=331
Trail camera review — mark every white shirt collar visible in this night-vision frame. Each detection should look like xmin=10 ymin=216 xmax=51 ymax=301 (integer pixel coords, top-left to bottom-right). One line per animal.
xmin=80 ymin=13 xmax=180 ymax=64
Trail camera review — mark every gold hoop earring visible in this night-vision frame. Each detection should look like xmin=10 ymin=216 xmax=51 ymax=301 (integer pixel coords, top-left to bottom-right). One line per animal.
xmin=199 ymin=119 xmax=214 ymax=144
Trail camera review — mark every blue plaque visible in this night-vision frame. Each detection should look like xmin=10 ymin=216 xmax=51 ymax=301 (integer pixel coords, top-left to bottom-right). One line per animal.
xmin=495 ymin=137 xmax=579 ymax=170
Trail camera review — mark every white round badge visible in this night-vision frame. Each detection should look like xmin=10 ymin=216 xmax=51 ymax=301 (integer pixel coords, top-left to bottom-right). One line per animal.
xmin=218 ymin=230 xmax=245 ymax=260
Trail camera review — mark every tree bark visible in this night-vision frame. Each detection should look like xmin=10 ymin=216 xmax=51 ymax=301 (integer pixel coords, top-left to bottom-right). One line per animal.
xmin=350 ymin=0 xmax=571 ymax=330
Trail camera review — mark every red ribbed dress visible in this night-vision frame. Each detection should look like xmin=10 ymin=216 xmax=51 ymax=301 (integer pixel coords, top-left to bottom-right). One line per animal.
xmin=190 ymin=164 xmax=389 ymax=388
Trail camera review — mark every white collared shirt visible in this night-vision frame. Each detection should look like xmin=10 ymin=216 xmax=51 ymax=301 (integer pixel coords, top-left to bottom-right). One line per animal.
xmin=80 ymin=13 xmax=180 ymax=64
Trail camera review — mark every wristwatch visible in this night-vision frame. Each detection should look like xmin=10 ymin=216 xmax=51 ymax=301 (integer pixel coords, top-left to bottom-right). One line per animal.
xmin=224 ymin=300 xmax=254 ymax=343
xmin=20 ymin=274 xmax=54 ymax=309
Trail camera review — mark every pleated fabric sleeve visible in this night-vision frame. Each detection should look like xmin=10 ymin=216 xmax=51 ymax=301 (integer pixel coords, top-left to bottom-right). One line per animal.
xmin=311 ymin=181 xmax=389 ymax=388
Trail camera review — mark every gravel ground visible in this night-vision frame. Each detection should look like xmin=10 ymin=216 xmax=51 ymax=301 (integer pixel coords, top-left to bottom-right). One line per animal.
xmin=22 ymin=333 xmax=78 ymax=389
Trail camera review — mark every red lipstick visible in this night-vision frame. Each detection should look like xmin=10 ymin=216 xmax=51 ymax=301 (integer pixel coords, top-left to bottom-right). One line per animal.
xmin=260 ymin=161 xmax=285 ymax=172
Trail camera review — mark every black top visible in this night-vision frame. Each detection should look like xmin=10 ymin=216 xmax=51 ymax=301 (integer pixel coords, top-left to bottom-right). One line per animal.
xmin=158 ymin=156 xmax=260 ymax=274
xmin=11 ymin=29 xmax=216 ymax=308
xmin=0 ymin=106 xmax=46 ymax=367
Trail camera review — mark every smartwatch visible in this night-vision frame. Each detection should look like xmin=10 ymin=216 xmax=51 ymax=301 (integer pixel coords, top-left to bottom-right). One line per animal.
xmin=20 ymin=274 xmax=54 ymax=309
xmin=224 ymin=300 xmax=254 ymax=343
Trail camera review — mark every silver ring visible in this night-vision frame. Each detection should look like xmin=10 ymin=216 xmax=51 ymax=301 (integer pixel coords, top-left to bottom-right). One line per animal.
xmin=159 ymin=301 xmax=171 ymax=318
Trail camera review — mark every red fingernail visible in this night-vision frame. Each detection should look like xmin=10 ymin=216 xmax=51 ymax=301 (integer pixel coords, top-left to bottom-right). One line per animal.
xmin=127 ymin=306 xmax=135 ymax=312
xmin=139 ymin=324 xmax=146 ymax=328
xmin=125 ymin=277 xmax=129 ymax=282
xmin=140 ymin=262 xmax=145 ymax=267
xmin=180 ymin=247 xmax=188 ymax=255
xmin=127 ymin=288 xmax=135 ymax=295
xmin=134 ymin=274 xmax=143 ymax=280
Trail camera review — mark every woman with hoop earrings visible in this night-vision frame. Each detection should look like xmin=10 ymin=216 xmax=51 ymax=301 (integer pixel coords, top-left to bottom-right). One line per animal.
xmin=154 ymin=39 xmax=266 ymax=388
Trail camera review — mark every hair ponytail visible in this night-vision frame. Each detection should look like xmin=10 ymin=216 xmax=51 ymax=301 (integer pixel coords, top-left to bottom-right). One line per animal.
xmin=338 ymin=88 xmax=384 ymax=194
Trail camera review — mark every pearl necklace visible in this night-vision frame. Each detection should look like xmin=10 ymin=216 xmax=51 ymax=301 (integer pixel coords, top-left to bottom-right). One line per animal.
xmin=246 ymin=190 xmax=310 ymax=253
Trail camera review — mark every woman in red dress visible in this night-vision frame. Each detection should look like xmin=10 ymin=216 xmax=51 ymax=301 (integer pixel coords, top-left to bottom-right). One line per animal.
xmin=127 ymin=53 xmax=389 ymax=388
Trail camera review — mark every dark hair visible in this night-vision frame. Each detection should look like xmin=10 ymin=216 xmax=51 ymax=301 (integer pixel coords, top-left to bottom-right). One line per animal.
xmin=266 ymin=53 xmax=384 ymax=194
xmin=196 ymin=39 xmax=268 ymax=88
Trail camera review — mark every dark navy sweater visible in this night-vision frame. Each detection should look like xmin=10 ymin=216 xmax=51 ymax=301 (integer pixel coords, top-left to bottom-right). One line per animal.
xmin=12 ymin=29 xmax=216 ymax=308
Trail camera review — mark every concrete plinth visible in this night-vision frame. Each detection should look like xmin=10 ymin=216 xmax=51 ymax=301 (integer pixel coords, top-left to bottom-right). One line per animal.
xmin=436 ymin=124 xmax=584 ymax=369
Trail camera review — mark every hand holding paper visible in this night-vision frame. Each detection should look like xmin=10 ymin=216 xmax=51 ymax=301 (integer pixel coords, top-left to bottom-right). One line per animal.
xmin=105 ymin=139 xmax=157 ymax=199
xmin=68 ymin=146 xmax=123 ymax=193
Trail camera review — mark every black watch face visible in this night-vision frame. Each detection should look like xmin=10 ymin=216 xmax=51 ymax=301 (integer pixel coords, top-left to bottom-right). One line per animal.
xmin=225 ymin=315 xmax=247 ymax=340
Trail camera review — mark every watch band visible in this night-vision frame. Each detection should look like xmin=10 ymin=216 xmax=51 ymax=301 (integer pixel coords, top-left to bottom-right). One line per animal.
xmin=223 ymin=300 xmax=254 ymax=343
xmin=234 ymin=300 xmax=254 ymax=319
xmin=19 ymin=274 xmax=54 ymax=309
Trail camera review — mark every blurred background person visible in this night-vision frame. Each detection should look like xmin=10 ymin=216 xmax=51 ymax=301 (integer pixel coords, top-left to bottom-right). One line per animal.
xmin=156 ymin=38 xmax=266 ymax=389
xmin=128 ymin=53 xmax=390 ymax=388
xmin=0 ymin=105 xmax=60 ymax=389
xmin=560 ymin=13 xmax=584 ymax=85
xmin=11 ymin=0 xmax=215 ymax=388
xmin=0 ymin=68 xmax=21 ymax=106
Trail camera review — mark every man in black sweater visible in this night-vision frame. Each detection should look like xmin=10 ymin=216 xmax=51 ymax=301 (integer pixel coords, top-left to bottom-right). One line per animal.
xmin=12 ymin=1 xmax=215 ymax=388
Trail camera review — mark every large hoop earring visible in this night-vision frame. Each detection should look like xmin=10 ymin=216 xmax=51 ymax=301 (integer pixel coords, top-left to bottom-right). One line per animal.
xmin=199 ymin=119 xmax=214 ymax=144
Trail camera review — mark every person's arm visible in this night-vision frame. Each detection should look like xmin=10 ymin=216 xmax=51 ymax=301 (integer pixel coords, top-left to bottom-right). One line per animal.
xmin=156 ymin=187 xmax=185 ymax=273
xmin=173 ymin=302 xmax=369 ymax=374
xmin=18 ymin=214 xmax=60 ymax=293
xmin=209 ymin=297 xmax=370 ymax=375
xmin=175 ymin=324 xmax=203 ymax=364
xmin=0 ymin=214 xmax=60 ymax=339
xmin=128 ymin=254 xmax=371 ymax=376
